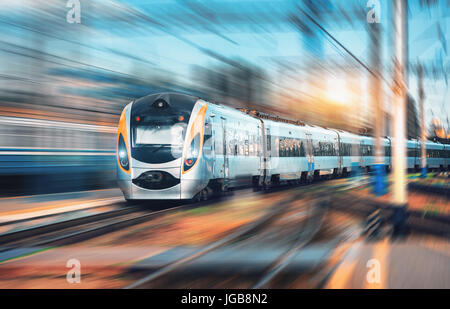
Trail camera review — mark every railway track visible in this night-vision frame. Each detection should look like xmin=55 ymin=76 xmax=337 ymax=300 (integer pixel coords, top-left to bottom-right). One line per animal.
xmin=0 ymin=179 xmax=378 ymax=288
xmin=329 ymin=193 xmax=450 ymax=238
xmin=0 ymin=179 xmax=340 ymax=261
xmin=0 ymin=197 xmax=232 ymax=264
xmin=0 ymin=202 xmax=135 ymax=246
xmin=121 ymin=174 xmax=448 ymax=289
xmin=252 ymin=198 xmax=329 ymax=288
xmin=123 ymin=191 xmax=346 ymax=289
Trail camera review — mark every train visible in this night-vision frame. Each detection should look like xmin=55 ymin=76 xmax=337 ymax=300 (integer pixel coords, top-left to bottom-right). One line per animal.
xmin=116 ymin=92 xmax=450 ymax=201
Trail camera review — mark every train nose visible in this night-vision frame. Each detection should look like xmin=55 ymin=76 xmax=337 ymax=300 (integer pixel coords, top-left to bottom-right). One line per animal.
xmin=132 ymin=170 xmax=180 ymax=190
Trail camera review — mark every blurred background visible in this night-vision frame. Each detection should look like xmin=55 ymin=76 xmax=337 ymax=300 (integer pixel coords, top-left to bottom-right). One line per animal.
xmin=0 ymin=0 xmax=449 ymax=196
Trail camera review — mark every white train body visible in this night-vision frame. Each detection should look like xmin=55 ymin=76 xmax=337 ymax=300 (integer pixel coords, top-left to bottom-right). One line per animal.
xmin=116 ymin=93 xmax=449 ymax=201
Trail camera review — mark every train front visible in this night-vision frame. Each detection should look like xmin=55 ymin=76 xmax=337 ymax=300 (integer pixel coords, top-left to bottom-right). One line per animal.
xmin=116 ymin=93 xmax=209 ymax=201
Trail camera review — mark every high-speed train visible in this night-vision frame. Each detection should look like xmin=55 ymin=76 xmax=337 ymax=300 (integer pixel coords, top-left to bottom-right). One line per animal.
xmin=116 ymin=92 xmax=449 ymax=201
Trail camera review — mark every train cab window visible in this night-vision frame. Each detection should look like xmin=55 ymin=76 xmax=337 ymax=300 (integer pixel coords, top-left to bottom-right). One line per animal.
xmin=203 ymin=122 xmax=213 ymax=156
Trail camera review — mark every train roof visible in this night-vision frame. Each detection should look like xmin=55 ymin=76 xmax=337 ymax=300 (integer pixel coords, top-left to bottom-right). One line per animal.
xmin=137 ymin=94 xmax=448 ymax=147
xmin=134 ymin=92 xmax=199 ymax=106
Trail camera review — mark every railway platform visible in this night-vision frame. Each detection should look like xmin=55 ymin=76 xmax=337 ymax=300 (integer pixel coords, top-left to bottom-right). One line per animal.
xmin=0 ymin=189 xmax=123 ymax=223
xmin=325 ymin=236 xmax=450 ymax=289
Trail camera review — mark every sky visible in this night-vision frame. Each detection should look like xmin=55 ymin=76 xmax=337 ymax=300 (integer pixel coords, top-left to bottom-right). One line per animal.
xmin=0 ymin=0 xmax=448 ymax=128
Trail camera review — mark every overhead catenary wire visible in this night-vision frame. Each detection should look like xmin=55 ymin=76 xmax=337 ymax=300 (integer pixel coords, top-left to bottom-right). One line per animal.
xmin=298 ymin=7 xmax=391 ymax=87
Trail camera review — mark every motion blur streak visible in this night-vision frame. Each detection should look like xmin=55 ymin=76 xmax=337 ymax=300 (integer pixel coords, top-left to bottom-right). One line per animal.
xmin=0 ymin=0 xmax=449 ymax=196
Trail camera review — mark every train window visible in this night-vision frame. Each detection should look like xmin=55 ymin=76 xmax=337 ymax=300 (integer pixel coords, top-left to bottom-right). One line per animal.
xmin=204 ymin=122 xmax=212 ymax=136
xmin=273 ymin=137 xmax=280 ymax=157
xmin=244 ymin=136 xmax=249 ymax=156
xmin=290 ymin=139 xmax=294 ymax=157
xmin=229 ymin=130 xmax=235 ymax=156
xmin=283 ymin=138 xmax=288 ymax=157
xmin=313 ymin=141 xmax=318 ymax=156
xmin=259 ymin=135 xmax=263 ymax=156
xmin=286 ymin=139 xmax=289 ymax=157
xmin=239 ymin=133 xmax=245 ymax=156
xmin=251 ymin=134 xmax=256 ymax=156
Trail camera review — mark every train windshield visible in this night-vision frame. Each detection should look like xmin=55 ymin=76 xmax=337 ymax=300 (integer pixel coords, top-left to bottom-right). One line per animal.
xmin=134 ymin=123 xmax=186 ymax=146
xmin=130 ymin=93 xmax=197 ymax=164
xmin=131 ymin=116 xmax=190 ymax=164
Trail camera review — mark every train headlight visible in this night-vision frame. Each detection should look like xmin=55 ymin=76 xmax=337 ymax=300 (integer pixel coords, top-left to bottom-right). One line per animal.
xmin=118 ymin=134 xmax=129 ymax=171
xmin=153 ymin=99 xmax=168 ymax=109
xmin=184 ymin=133 xmax=200 ymax=172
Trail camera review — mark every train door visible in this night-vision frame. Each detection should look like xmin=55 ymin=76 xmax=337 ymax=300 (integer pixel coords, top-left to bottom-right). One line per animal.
xmin=359 ymin=141 xmax=365 ymax=168
xmin=221 ymin=117 xmax=229 ymax=182
xmin=333 ymin=131 xmax=343 ymax=174
xmin=258 ymin=124 xmax=265 ymax=184
xmin=261 ymin=127 xmax=272 ymax=185
xmin=305 ymin=133 xmax=314 ymax=177
xmin=335 ymin=132 xmax=342 ymax=173
xmin=415 ymin=140 xmax=420 ymax=168
xmin=203 ymin=116 xmax=214 ymax=172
